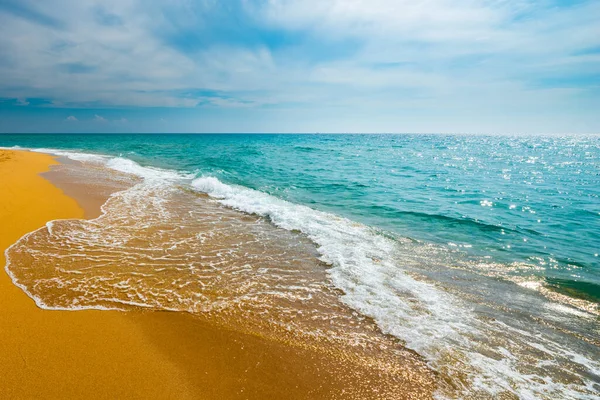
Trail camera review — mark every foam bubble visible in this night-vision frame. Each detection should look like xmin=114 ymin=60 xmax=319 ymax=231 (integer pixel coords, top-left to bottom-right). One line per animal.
xmin=190 ymin=176 xmax=235 ymax=198
xmin=191 ymin=175 xmax=600 ymax=399
xmin=105 ymin=157 xmax=184 ymax=181
xmin=30 ymin=148 xmax=109 ymax=164
xmin=27 ymin=147 xmax=191 ymax=183
xmin=192 ymin=177 xmax=467 ymax=337
xmin=5 ymin=150 xmax=598 ymax=399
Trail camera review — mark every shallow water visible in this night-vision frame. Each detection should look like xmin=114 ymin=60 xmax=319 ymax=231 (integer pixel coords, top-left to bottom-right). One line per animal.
xmin=1 ymin=134 xmax=599 ymax=398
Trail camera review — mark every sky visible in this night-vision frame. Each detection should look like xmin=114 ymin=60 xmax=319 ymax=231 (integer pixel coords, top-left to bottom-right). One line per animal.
xmin=0 ymin=0 xmax=598 ymax=134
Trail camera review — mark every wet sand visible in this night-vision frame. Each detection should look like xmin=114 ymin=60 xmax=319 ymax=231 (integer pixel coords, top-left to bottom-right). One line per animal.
xmin=0 ymin=149 xmax=435 ymax=399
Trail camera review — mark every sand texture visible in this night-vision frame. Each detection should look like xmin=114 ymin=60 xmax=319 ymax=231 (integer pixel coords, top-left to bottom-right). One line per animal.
xmin=0 ymin=149 xmax=434 ymax=400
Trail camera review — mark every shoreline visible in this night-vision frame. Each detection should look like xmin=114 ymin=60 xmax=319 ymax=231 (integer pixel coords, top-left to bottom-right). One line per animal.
xmin=0 ymin=149 xmax=435 ymax=399
xmin=0 ymin=149 xmax=194 ymax=399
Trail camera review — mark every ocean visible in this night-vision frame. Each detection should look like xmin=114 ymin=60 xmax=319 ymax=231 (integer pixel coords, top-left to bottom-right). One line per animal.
xmin=1 ymin=133 xmax=599 ymax=398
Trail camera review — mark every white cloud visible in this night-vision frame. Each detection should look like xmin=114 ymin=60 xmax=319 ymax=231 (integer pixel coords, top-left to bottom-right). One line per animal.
xmin=93 ymin=114 xmax=107 ymax=122
xmin=0 ymin=0 xmax=598 ymax=132
xmin=258 ymin=0 xmax=501 ymax=40
xmin=65 ymin=115 xmax=78 ymax=121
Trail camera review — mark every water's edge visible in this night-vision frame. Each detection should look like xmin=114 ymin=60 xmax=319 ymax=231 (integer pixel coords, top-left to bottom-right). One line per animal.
xmin=3 ymin=146 xmax=599 ymax=399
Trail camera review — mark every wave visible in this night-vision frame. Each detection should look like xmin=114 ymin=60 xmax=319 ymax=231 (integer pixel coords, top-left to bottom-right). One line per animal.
xmin=30 ymin=147 xmax=110 ymax=163
xmin=365 ymin=205 xmax=542 ymax=236
xmin=294 ymin=145 xmax=319 ymax=152
xmin=189 ymin=176 xmax=600 ymax=399
xmin=5 ymin=147 xmax=600 ymax=399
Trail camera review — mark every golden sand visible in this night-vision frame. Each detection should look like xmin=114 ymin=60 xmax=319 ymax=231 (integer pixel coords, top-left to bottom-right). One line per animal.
xmin=0 ymin=150 xmax=194 ymax=399
xmin=0 ymin=149 xmax=435 ymax=399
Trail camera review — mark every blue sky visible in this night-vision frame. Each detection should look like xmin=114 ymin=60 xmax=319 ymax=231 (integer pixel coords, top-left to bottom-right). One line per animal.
xmin=0 ymin=0 xmax=598 ymax=133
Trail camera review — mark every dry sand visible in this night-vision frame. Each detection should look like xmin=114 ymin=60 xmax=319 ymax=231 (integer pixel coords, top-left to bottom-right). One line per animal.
xmin=0 ymin=149 xmax=434 ymax=399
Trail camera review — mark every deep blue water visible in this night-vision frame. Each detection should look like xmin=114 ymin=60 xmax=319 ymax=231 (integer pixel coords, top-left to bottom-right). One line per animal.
xmin=1 ymin=133 xmax=599 ymax=301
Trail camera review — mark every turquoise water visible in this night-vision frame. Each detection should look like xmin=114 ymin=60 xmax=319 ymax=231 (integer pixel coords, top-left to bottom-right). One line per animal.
xmin=2 ymin=134 xmax=599 ymax=300
xmin=2 ymin=133 xmax=599 ymax=398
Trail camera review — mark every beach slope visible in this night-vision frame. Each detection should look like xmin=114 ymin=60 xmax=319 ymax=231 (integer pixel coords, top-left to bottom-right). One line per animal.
xmin=0 ymin=149 xmax=194 ymax=399
xmin=1 ymin=149 xmax=434 ymax=399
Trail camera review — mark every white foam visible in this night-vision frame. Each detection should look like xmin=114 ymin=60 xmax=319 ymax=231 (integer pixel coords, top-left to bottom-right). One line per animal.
xmin=191 ymin=179 xmax=468 ymax=340
xmin=4 ymin=220 xmax=119 ymax=312
xmin=4 ymin=148 xmax=598 ymax=398
xmin=105 ymin=157 xmax=185 ymax=182
xmin=191 ymin=175 xmax=600 ymax=399
xmin=30 ymin=147 xmax=109 ymax=164
xmin=25 ymin=147 xmax=191 ymax=183
xmin=190 ymin=176 xmax=235 ymax=197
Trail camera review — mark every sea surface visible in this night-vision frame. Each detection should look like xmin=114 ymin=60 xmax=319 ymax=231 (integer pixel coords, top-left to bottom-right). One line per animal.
xmin=1 ymin=133 xmax=599 ymax=398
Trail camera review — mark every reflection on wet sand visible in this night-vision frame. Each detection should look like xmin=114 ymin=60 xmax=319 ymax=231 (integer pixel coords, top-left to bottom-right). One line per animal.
xmin=6 ymin=158 xmax=436 ymax=399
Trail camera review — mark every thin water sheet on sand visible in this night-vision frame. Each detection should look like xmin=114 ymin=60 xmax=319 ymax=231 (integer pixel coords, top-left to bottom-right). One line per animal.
xmin=5 ymin=148 xmax=600 ymax=399
xmin=3 ymin=152 xmax=437 ymax=399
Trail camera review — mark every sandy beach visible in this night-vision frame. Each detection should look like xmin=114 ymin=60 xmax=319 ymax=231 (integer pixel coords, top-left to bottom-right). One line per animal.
xmin=1 ymin=1 xmax=598 ymax=397
xmin=0 ymin=149 xmax=194 ymax=399
xmin=0 ymin=149 xmax=434 ymax=399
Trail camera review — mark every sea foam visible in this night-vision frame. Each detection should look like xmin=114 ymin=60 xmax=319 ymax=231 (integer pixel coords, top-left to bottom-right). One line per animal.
xmin=5 ymin=147 xmax=599 ymax=399
xmin=190 ymin=175 xmax=600 ymax=399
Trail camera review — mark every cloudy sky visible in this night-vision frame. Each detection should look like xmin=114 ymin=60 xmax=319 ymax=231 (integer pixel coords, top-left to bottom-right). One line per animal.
xmin=0 ymin=0 xmax=598 ymax=133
